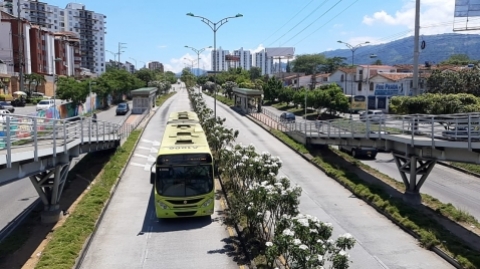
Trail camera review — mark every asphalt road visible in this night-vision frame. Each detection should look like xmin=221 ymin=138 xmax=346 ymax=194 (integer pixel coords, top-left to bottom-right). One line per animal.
xmin=204 ymin=95 xmax=452 ymax=268
xmin=0 ymin=102 xmax=131 ymax=235
xmin=79 ymin=88 xmax=239 ymax=269
xmin=263 ymin=106 xmax=480 ymax=221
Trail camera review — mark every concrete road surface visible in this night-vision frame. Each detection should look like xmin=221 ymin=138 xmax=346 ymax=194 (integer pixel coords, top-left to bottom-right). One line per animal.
xmin=361 ymin=153 xmax=480 ymax=221
xmin=0 ymin=102 xmax=131 ymax=235
xmin=79 ymin=88 xmax=239 ymax=269
xmin=263 ymin=105 xmax=480 ymax=222
xmin=203 ymin=94 xmax=452 ymax=268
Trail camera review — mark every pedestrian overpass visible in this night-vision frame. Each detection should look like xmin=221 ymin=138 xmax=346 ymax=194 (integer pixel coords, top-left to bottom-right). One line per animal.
xmin=251 ymin=110 xmax=480 ymax=204
xmin=0 ymin=113 xmax=128 ymax=222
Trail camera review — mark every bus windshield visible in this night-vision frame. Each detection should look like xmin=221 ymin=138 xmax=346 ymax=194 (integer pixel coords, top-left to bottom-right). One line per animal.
xmin=155 ymin=165 xmax=214 ymax=197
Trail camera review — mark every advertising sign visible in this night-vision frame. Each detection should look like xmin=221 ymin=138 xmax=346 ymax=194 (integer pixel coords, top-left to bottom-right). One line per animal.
xmin=225 ymin=55 xmax=240 ymax=61
xmin=454 ymin=0 xmax=480 ymax=30
xmin=374 ymin=83 xmax=404 ymax=96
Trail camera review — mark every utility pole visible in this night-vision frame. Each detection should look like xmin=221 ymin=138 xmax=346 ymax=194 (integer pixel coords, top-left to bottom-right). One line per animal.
xmin=412 ymin=0 xmax=421 ymax=96
xmin=17 ymin=0 xmax=24 ymax=93
xmin=117 ymin=42 xmax=127 ymax=69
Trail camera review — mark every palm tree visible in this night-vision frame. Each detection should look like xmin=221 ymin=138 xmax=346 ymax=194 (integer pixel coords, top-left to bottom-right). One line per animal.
xmin=23 ymin=73 xmax=33 ymax=96
xmin=32 ymin=73 xmax=46 ymax=94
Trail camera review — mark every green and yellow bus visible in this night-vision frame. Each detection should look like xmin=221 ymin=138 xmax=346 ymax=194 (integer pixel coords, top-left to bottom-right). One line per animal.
xmin=345 ymin=94 xmax=367 ymax=113
xmin=150 ymin=111 xmax=215 ymax=218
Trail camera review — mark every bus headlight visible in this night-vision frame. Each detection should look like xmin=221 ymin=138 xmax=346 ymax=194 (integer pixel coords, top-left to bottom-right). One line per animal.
xmin=156 ymin=201 xmax=169 ymax=209
xmin=201 ymin=198 xmax=213 ymax=207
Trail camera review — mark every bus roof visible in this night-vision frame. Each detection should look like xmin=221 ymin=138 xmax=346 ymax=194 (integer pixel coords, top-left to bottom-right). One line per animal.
xmin=158 ymin=121 xmax=211 ymax=156
xmin=167 ymin=111 xmax=200 ymax=124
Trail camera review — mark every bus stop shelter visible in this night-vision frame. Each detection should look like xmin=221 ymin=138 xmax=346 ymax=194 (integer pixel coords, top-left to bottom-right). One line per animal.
xmin=131 ymin=87 xmax=157 ymax=114
xmin=233 ymin=88 xmax=263 ymax=114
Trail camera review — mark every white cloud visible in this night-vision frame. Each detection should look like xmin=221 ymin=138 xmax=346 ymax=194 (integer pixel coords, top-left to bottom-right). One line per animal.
xmin=362 ymin=0 xmax=456 ymax=35
xmin=157 ymin=45 xmax=167 ymax=49
xmin=164 ymin=50 xmax=213 ymax=73
xmin=165 ymin=44 xmax=267 ymax=73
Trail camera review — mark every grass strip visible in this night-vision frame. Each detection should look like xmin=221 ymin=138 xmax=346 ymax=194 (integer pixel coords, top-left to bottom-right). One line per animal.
xmin=449 ymin=162 xmax=480 ymax=176
xmin=0 ymin=152 xmax=98 ymax=261
xmin=35 ymin=89 xmax=174 ymax=269
xmin=35 ymin=130 xmax=141 ymax=269
xmin=156 ymin=91 xmax=176 ymax=106
xmin=269 ymin=129 xmax=480 ymax=269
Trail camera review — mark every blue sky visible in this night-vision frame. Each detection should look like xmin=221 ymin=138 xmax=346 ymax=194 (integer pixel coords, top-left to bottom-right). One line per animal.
xmin=46 ymin=0 xmax=465 ymax=72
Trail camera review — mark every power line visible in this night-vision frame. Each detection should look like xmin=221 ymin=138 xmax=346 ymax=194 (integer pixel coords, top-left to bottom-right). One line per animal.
xmin=292 ymin=0 xmax=359 ymax=47
xmin=261 ymin=0 xmax=315 ymax=45
xmin=266 ymin=0 xmax=350 ymax=57
xmin=268 ymin=0 xmax=331 ymax=47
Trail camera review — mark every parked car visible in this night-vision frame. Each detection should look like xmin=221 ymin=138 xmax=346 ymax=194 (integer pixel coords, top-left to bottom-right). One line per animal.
xmin=36 ymin=99 xmax=55 ymax=111
xmin=0 ymin=109 xmax=11 ymax=122
xmin=116 ymin=102 xmax=130 ymax=116
xmin=339 ymin=145 xmax=378 ymax=159
xmin=0 ymin=101 xmax=14 ymax=113
xmin=11 ymin=98 xmax=26 ymax=107
xmin=359 ymin=110 xmax=386 ymax=123
xmin=280 ymin=112 xmax=296 ymax=123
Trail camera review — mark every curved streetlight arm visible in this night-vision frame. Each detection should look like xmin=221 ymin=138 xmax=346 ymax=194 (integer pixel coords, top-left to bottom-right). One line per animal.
xmin=338 ymin=41 xmax=370 ymax=52
xmin=188 ymin=14 xmax=242 ymax=32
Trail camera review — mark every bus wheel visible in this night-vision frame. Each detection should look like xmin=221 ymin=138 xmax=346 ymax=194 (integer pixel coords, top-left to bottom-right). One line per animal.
xmin=351 ymin=149 xmax=357 ymax=158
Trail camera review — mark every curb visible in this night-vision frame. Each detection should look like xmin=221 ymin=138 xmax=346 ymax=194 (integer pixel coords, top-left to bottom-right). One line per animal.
xmin=245 ymin=114 xmax=464 ymax=269
xmin=73 ymin=101 xmax=167 ymax=268
xmin=193 ymin=92 xmax=256 ymax=269
xmin=217 ymin=174 xmax=256 ymax=269
xmin=438 ymin=161 xmax=480 ymax=178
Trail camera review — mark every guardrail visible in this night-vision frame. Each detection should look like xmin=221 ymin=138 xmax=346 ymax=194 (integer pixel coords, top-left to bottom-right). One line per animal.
xmin=0 ymin=114 xmax=121 ymax=167
xmin=256 ymin=109 xmax=480 ymax=149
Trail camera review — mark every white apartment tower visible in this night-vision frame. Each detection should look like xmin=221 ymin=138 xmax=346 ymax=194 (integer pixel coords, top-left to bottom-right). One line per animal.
xmin=0 ymin=1 xmax=106 ymax=74
xmin=232 ymin=47 xmax=252 ymax=71
xmin=211 ymin=46 xmax=229 ymax=72
xmin=254 ymin=50 xmax=273 ymax=76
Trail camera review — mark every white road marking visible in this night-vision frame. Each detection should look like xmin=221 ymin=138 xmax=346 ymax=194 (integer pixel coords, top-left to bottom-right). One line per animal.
xmin=137 ymin=146 xmax=158 ymax=153
xmin=134 ymin=153 xmax=156 ymax=162
xmin=130 ymin=162 xmax=151 ymax=171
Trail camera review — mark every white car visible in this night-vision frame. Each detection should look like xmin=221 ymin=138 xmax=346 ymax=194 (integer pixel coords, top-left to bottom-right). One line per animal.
xmin=360 ymin=110 xmax=386 ymax=123
xmin=0 ymin=109 xmax=11 ymax=123
xmin=36 ymin=99 xmax=55 ymax=111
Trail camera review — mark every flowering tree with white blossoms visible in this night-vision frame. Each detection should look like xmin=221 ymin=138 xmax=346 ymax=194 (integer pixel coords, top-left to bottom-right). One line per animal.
xmin=264 ymin=214 xmax=356 ymax=269
xmin=219 ymin=144 xmax=302 ymax=243
xmin=188 ymin=90 xmax=356 ymax=269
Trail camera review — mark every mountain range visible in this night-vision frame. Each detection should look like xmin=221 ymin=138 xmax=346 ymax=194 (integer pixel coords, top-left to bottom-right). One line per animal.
xmin=321 ymin=33 xmax=480 ymax=65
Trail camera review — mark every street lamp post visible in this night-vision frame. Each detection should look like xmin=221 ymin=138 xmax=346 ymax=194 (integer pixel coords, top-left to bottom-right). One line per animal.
xmin=106 ymin=50 xmax=118 ymax=68
xmin=187 ymin=12 xmax=243 ymax=119
xmin=129 ymin=57 xmax=138 ymax=71
xmin=185 ymin=45 xmax=212 ymax=76
xmin=184 ymin=58 xmax=200 ymax=73
xmin=337 ymin=40 xmax=370 ymax=120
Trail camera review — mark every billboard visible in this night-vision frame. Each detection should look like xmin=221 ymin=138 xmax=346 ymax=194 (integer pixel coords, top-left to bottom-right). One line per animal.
xmin=225 ymin=55 xmax=240 ymax=61
xmin=374 ymin=83 xmax=405 ymax=96
xmin=454 ymin=0 xmax=480 ymax=31
xmin=265 ymin=47 xmax=295 ymax=58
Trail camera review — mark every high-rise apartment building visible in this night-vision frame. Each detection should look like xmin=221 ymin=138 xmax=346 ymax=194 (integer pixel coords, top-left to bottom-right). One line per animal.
xmin=147 ymin=61 xmax=164 ymax=72
xmin=211 ymin=47 xmax=229 ymax=72
xmin=0 ymin=1 xmax=106 ymax=74
xmin=232 ymin=47 xmax=252 ymax=71
xmin=254 ymin=49 xmax=273 ymax=76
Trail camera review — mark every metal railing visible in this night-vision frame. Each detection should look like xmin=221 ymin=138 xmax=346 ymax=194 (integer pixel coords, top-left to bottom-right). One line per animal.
xmin=252 ymin=109 xmax=480 ymax=149
xmin=0 ymin=114 xmax=122 ymax=167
